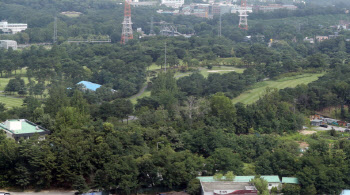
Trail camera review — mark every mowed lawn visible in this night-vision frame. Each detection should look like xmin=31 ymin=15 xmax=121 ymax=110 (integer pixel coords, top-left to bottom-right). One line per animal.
xmin=0 ymin=95 xmax=23 ymax=108
xmin=0 ymin=70 xmax=30 ymax=108
xmin=232 ymin=73 xmax=325 ymax=105
xmin=130 ymin=90 xmax=151 ymax=105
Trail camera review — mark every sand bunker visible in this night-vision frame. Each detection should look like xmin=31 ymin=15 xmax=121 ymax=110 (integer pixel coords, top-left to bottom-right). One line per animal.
xmin=207 ymin=70 xmax=236 ymax=73
xmin=300 ymin=130 xmax=317 ymax=135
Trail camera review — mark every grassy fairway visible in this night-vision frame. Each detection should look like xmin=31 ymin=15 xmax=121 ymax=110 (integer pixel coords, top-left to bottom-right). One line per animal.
xmin=232 ymin=73 xmax=325 ymax=105
xmin=130 ymin=90 xmax=151 ymax=105
xmin=148 ymin=64 xmax=162 ymax=71
xmin=0 ymin=70 xmax=31 ymax=108
xmin=0 ymin=95 xmax=23 ymax=108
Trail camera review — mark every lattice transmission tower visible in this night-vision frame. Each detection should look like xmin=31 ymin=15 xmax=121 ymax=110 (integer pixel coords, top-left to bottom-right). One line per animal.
xmin=53 ymin=16 xmax=57 ymax=43
xmin=239 ymin=0 xmax=248 ymax=30
xmin=121 ymin=0 xmax=133 ymax=44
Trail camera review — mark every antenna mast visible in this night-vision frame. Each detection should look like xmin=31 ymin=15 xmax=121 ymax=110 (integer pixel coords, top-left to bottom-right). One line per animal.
xmin=239 ymin=0 xmax=248 ymax=30
xmin=121 ymin=0 xmax=133 ymax=44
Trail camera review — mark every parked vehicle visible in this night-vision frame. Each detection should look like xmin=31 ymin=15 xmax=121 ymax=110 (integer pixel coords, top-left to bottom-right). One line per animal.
xmin=320 ymin=124 xmax=328 ymax=128
xmin=0 ymin=192 xmax=10 ymax=195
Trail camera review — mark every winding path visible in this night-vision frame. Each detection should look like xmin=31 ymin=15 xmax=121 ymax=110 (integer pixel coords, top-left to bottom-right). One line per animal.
xmin=128 ymin=84 xmax=148 ymax=100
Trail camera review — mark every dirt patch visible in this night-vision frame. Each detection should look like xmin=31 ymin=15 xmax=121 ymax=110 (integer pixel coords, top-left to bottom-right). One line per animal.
xmin=296 ymin=141 xmax=309 ymax=148
xmin=299 ymin=130 xmax=317 ymax=135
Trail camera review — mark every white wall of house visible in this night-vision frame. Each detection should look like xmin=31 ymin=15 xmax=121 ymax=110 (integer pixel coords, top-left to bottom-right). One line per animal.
xmin=268 ymin=182 xmax=280 ymax=190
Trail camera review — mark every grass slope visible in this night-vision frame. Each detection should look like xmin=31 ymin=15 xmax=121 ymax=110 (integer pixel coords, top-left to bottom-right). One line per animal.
xmin=0 ymin=95 xmax=23 ymax=108
xmin=232 ymin=73 xmax=324 ymax=105
xmin=130 ymin=90 xmax=151 ymax=105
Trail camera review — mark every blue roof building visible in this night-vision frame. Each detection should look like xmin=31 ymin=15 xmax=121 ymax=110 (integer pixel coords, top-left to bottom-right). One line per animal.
xmin=77 ymin=81 xmax=102 ymax=91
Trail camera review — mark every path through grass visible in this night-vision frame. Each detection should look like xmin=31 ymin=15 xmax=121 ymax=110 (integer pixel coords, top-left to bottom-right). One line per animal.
xmin=232 ymin=73 xmax=325 ymax=105
xmin=130 ymin=90 xmax=151 ymax=105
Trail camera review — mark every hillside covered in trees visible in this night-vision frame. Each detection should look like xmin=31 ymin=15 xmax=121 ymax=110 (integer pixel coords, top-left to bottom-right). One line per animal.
xmin=0 ymin=0 xmax=350 ymax=194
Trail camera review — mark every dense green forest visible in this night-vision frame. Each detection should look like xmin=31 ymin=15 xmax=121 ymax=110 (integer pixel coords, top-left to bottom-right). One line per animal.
xmin=0 ymin=0 xmax=350 ymax=194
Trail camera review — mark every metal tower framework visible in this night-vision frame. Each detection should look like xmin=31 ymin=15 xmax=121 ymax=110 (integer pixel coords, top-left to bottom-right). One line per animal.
xmin=239 ymin=0 xmax=248 ymax=30
xmin=121 ymin=0 xmax=133 ymax=44
xmin=53 ymin=16 xmax=57 ymax=43
xmin=218 ymin=13 xmax=222 ymax=37
xmin=150 ymin=16 xmax=155 ymax=35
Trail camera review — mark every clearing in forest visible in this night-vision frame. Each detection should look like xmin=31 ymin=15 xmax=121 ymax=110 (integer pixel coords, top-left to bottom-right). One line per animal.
xmin=232 ymin=73 xmax=324 ymax=105
xmin=0 ymin=95 xmax=23 ymax=108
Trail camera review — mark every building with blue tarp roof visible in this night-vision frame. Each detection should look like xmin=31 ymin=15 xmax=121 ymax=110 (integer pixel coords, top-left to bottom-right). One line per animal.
xmin=77 ymin=81 xmax=102 ymax=91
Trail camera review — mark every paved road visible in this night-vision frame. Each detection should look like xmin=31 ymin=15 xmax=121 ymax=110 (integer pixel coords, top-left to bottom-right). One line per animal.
xmin=129 ymin=84 xmax=148 ymax=100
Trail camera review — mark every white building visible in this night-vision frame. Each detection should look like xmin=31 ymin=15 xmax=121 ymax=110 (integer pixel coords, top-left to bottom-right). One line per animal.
xmin=0 ymin=20 xmax=27 ymax=34
xmin=231 ymin=5 xmax=253 ymax=14
xmin=161 ymin=0 xmax=184 ymax=8
xmin=198 ymin=175 xmax=282 ymax=195
xmin=0 ymin=40 xmax=17 ymax=50
xmin=0 ymin=119 xmax=50 ymax=141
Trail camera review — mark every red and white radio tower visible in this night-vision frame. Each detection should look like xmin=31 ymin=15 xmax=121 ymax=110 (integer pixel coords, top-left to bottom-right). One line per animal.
xmin=239 ymin=0 xmax=248 ymax=30
xmin=121 ymin=0 xmax=133 ymax=44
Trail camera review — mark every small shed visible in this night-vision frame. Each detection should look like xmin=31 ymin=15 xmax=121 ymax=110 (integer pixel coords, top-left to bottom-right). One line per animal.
xmin=338 ymin=121 xmax=347 ymax=126
xmin=324 ymin=118 xmax=337 ymax=124
xmin=311 ymin=120 xmax=323 ymax=126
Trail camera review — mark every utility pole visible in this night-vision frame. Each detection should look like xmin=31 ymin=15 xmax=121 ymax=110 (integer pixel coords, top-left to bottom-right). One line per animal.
xmin=239 ymin=0 xmax=248 ymax=30
xmin=121 ymin=0 xmax=133 ymax=44
xmin=164 ymin=42 xmax=167 ymax=72
xmin=53 ymin=16 xmax=57 ymax=44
